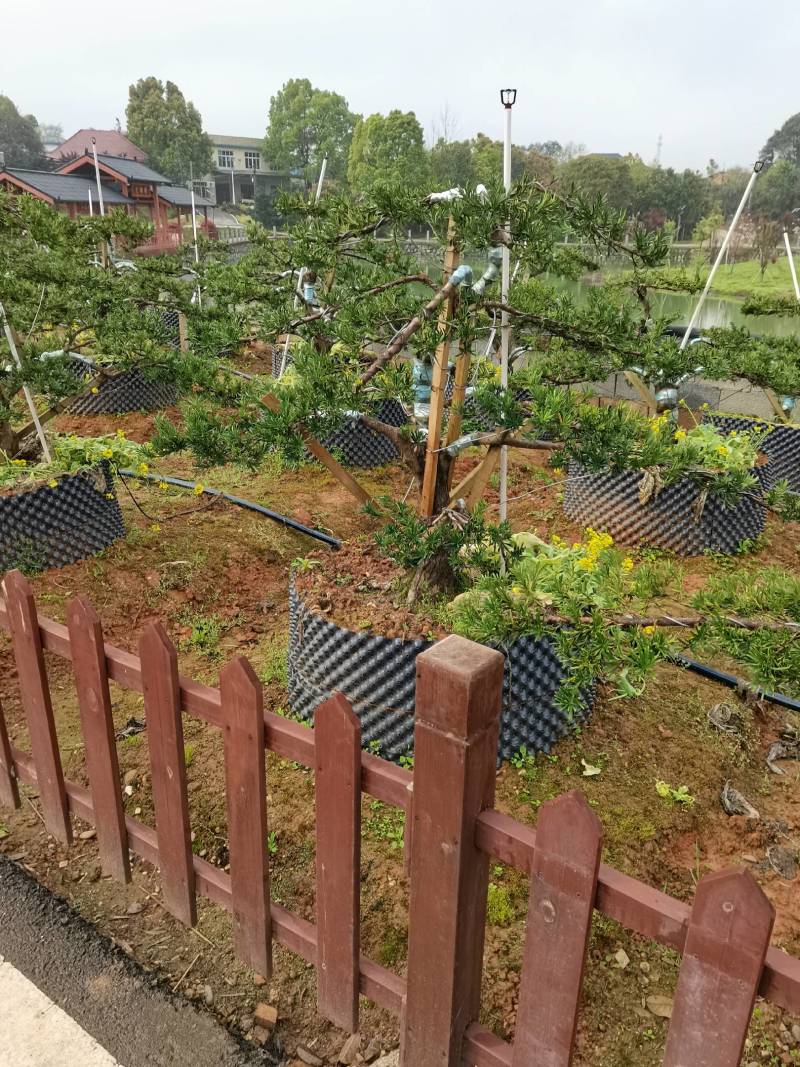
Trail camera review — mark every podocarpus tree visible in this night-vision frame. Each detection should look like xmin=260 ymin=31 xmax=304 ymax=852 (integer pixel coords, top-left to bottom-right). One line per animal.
xmin=0 ymin=191 xmax=212 ymax=460
xmin=170 ymin=176 xmax=800 ymax=518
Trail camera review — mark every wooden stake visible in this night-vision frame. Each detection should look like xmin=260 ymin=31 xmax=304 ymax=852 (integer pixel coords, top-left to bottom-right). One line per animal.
xmin=261 ymin=393 xmax=374 ymax=509
xmin=420 ymin=221 xmax=459 ymax=517
xmin=764 ymin=388 xmax=791 ymax=424
xmin=178 ymin=312 xmax=189 ymax=353
xmin=623 ymin=370 xmax=657 ymax=414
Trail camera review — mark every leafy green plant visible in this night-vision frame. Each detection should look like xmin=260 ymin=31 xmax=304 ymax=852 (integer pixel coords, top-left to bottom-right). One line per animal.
xmin=0 ymin=432 xmax=151 ymax=489
xmin=655 ymin=780 xmax=695 ymax=806
xmin=486 ymin=883 xmax=515 ymax=926
xmin=447 ymin=528 xmax=669 ymax=714
xmin=182 ymin=613 xmax=223 ymax=655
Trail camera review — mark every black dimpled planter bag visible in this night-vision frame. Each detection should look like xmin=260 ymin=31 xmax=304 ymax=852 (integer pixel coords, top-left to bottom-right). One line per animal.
xmin=287 ymin=581 xmax=592 ymax=764
xmin=0 ymin=463 xmax=125 ymax=573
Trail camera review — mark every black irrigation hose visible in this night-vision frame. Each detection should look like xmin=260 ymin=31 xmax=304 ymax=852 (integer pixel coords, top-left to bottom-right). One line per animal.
xmin=117 ymin=470 xmax=340 ymax=549
xmin=671 ymin=653 xmax=800 ymax=713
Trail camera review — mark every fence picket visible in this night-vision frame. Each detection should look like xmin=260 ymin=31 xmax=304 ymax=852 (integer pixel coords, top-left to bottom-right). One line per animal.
xmin=1 ymin=570 xmax=71 ymax=842
xmin=315 ymin=692 xmax=361 ymax=1032
xmin=0 ymin=696 xmax=20 ymax=809
xmin=401 ymin=635 xmax=505 ymax=1067
xmin=67 ymin=596 xmax=130 ymax=882
xmin=139 ymin=621 xmax=196 ymax=925
xmin=221 ymin=656 xmax=271 ymax=978
xmin=663 ymin=868 xmax=774 ymax=1067
xmin=511 ymin=791 xmax=601 ymax=1067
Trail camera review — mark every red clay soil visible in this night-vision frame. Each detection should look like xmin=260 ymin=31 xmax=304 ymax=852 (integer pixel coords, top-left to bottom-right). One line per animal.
xmin=0 ymin=421 xmax=799 ymax=1064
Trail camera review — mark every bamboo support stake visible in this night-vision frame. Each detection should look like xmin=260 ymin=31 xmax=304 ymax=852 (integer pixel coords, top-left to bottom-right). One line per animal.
xmin=261 ymin=393 xmax=374 ymax=509
xmin=0 ymin=301 xmax=51 ymax=462
xmin=420 ymin=221 xmax=459 ymax=516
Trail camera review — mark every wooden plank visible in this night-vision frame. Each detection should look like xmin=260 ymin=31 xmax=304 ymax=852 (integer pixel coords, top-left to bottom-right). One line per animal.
xmin=139 ymin=621 xmax=196 ymax=926
xmin=178 ymin=311 xmax=189 ymax=353
xmin=420 ymin=222 xmax=459 ymax=516
xmin=764 ymin=388 xmax=790 ymax=424
xmin=1 ymin=571 xmax=71 ymax=843
xmin=261 ymin=392 xmax=374 ymax=509
xmin=663 ymin=867 xmax=774 ymax=1067
xmin=221 ymin=656 xmax=271 ymax=978
xmin=623 ymin=370 xmax=657 ymax=414
xmin=448 ymin=446 xmax=501 ymax=508
xmin=66 ymin=596 xmax=130 ymax=882
xmin=444 ymin=348 xmax=472 ymax=451
xmin=315 ymin=692 xmax=361 ymax=1031
xmin=511 ymin=791 xmax=601 ymax=1067
xmin=0 ymin=696 xmax=20 ymax=809
xmin=401 ymin=635 xmax=505 ymax=1067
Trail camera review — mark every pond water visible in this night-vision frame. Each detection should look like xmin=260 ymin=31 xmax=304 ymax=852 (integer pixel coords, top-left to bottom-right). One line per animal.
xmin=548 ymin=277 xmax=798 ymax=339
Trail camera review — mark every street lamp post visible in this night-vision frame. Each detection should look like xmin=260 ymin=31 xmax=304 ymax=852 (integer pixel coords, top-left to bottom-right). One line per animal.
xmin=499 ymin=89 xmax=516 ymax=521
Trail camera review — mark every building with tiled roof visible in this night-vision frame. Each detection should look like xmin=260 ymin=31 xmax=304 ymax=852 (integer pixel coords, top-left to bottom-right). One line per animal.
xmin=48 ymin=129 xmax=147 ymax=163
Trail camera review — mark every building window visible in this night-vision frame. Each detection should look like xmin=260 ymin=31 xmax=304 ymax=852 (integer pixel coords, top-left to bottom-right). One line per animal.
xmin=244 ymin=151 xmax=261 ymax=170
xmin=218 ymin=149 xmax=234 ymax=169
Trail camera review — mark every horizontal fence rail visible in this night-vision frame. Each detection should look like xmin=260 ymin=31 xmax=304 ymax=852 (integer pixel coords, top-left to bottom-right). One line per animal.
xmin=1 ymin=571 xmax=800 ymax=1067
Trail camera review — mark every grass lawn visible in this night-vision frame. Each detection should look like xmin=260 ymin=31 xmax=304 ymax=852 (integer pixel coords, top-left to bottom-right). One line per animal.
xmin=707 ymin=256 xmax=798 ymax=299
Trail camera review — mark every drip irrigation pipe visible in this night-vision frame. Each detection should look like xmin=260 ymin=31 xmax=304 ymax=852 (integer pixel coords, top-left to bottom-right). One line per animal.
xmin=118 ymin=470 xmax=340 ymax=549
xmin=671 ymin=653 xmax=800 ymax=713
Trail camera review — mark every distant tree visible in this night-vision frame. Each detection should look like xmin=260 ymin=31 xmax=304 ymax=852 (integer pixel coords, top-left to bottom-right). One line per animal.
xmin=752 ymin=215 xmax=783 ymax=277
xmin=429 ymin=138 xmax=475 ymax=188
xmin=713 ymin=168 xmax=751 ymax=220
xmin=531 ymin=140 xmax=563 ymax=159
xmin=471 ymin=133 xmax=531 ymax=185
xmin=126 ymin=77 xmax=212 ymax=184
xmin=347 ymin=110 xmax=429 ymax=192
xmin=692 ymin=209 xmax=724 ymax=261
xmin=0 ymin=95 xmax=45 ymax=168
xmin=559 ymin=153 xmax=635 ymax=212
xmin=263 ymin=79 xmax=357 ymax=188
xmin=762 ymin=112 xmax=800 ymax=166
xmin=750 ymin=159 xmax=800 ymax=220
xmin=631 ymin=164 xmax=710 ymax=237
xmin=36 ymin=122 xmax=63 ymax=148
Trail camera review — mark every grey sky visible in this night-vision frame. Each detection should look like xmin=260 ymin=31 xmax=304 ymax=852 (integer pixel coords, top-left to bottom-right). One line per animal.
xmin=6 ymin=0 xmax=798 ymax=171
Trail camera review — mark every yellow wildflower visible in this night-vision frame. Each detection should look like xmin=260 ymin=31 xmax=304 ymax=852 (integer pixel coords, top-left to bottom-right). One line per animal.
xmin=643 ymin=625 xmax=655 ymax=635
xmin=116 ymin=430 xmax=126 ymax=439
xmin=48 ymin=479 xmax=57 ymax=488
xmin=158 ymin=481 xmax=168 ymax=491
xmin=102 ymin=448 xmax=113 ymax=458
xmin=91 ymin=386 xmax=99 ymax=395
xmin=673 ymin=429 xmax=687 ymax=441
xmin=715 ymin=445 xmax=729 ymax=456
xmin=193 ymin=483 xmax=204 ymax=496
xmin=150 ymin=523 xmax=161 ymax=533
xmin=138 ymin=462 xmax=149 ymax=475
xmin=552 ymin=467 xmax=564 ymax=477
xmin=622 ymin=557 xmax=634 ymax=571
xmin=105 ymin=492 xmax=114 ymax=500
xmin=576 ymin=556 xmax=596 ymax=571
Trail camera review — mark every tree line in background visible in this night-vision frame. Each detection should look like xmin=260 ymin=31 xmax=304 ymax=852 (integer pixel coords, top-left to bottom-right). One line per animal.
xmin=3 ymin=80 xmax=800 ymax=235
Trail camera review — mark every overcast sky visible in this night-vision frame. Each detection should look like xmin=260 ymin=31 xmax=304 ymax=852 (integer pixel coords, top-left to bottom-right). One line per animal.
xmin=5 ymin=0 xmax=798 ymax=171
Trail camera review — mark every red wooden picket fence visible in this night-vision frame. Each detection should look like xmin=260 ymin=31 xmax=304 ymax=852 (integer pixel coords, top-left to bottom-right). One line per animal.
xmin=1 ymin=567 xmax=800 ymax=1066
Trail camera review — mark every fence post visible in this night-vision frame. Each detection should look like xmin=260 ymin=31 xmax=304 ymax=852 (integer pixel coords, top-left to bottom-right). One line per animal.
xmin=400 ymin=634 xmax=504 ymax=1067
xmin=139 ymin=621 xmax=196 ymax=926
xmin=315 ymin=692 xmax=361 ymax=1032
xmin=0 ymin=696 xmax=20 ymax=810
xmin=2 ymin=570 xmax=71 ymax=843
xmin=663 ymin=867 xmax=774 ymax=1067
xmin=511 ymin=790 xmax=602 ymax=1067
xmin=221 ymin=656 xmax=271 ymax=979
xmin=67 ymin=596 xmax=130 ymax=883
